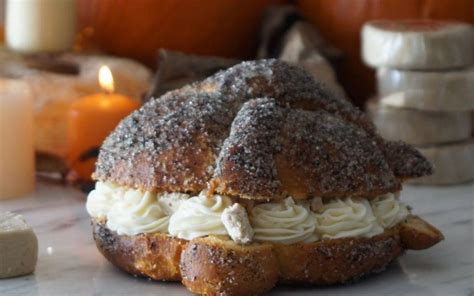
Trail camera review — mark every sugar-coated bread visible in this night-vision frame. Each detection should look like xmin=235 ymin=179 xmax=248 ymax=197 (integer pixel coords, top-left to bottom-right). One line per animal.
xmin=90 ymin=60 xmax=440 ymax=295
xmin=399 ymin=216 xmax=445 ymax=250
xmin=94 ymin=60 xmax=432 ymax=201
xmin=180 ymin=237 xmax=279 ymax=295
xmin=274 ymin=228 xmax=402 ymax=284
xmin=92 ymin=215 xmax=442 ymax=295
xmin=92 ymin=218 xmax=187 ymax=281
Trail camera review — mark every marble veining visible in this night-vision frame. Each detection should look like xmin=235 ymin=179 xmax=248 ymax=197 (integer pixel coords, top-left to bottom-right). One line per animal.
xmin=1 ymin=181 xmax=473 ymax=296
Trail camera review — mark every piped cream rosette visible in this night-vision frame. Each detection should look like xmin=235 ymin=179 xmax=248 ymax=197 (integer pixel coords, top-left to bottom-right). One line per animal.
xmin=86 ymin=182 xmax=410 ymax=244
xmin=168 ymin=191 xmax=231 ymax=240
xmin=314 ymin=198 xmax=383 ymax=239
xmin=250 ymin=197 xmax=318 ymax=244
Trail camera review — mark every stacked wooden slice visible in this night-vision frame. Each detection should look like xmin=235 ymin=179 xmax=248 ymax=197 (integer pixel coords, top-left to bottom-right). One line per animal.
xmin=362 ymin=20 xmax=474 ymax=185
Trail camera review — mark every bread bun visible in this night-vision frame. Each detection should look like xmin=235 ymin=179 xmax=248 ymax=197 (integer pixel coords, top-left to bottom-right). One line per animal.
xmin=94 ymin=60 xmax=432 ymax=201
xmin=92 ymin=215 xmax=442 ymax=294
xmin=90 ymin=60 xmax=441 ymax=295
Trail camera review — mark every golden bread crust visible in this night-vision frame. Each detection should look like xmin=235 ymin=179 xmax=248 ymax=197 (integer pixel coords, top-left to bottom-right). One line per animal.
xmin=399 ymin=215 xmax=445 ymax=250
xmin=180 ymin=237 xmax=279 ymax=295
xmin=275 ymin=228 xmax=402 ymax=284
xmin=92 ymin=219 xmax=187 ymax=281
xmin=94 ymin=60 xmax=432 ymax=200
xmin=91 ymin=215 xmax=442 ymax=295
xmin=210 ymin=99 xmax=401 ymax=200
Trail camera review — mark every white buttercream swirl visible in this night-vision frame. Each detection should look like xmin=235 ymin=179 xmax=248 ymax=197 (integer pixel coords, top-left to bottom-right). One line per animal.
xmin=315 ymin=197 xmax=383 ymax=239
xmin=106 ymin=189 xmax=170 ymax=236
xmin=87 ymin=183 xmax=409 ymax=244
xmin=168 ymin=191 xmax=232 ymax=240
xmin=86 ymin=182 xmax=125 ymax=218
xmin=250 ymin=197 xmax=318 ymax=244
xmin=371 ymin=193 xmax=410 ymax=228
xmin=157 ymin=192 xmax=191 ymax=215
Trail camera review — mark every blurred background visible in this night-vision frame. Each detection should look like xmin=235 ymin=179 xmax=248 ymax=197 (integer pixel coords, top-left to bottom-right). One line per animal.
xmin=2 ymin=0 xmax=472 ymax=104
xmin=0 ymin=0 xmax=473 ymax=199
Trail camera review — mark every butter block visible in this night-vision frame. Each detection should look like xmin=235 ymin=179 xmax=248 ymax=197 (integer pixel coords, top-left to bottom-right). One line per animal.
xmin=0 ymin=212 xmax=38 ymax=278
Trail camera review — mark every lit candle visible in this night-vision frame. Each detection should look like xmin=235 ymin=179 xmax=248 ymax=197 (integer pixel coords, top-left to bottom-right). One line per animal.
xmin=66 ymin=66 xmax=140 ymax=181
xmin=0 ymin=79 xmax=35 ymax=199
xmin=5 ymin=0 xmax=76 ymax=53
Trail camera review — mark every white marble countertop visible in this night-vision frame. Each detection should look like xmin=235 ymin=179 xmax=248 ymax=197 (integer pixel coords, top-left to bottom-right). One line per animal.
xmin=1 ymin=181 xmax=473 ymax=296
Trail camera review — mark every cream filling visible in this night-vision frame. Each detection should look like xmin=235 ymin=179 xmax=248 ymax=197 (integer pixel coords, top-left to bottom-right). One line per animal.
xmin=86 ymin=182 xmax=410 ymax=244
xmin=250 ymin=197 xmax=318 ymax=244
xmin=86 ymin=182 xmax=190 ymax=236
xmin=371 ymin=193 xmax=410 ymax=228
xmin=314 ymin=197 xmax=383 ymax=239
xmin=86 ymin=182 xmax=125 ymax=218
xmin=168 ymin=191 xmax=231 ymax=240
xmin=106 ymin=190 xmax=169 ymax=236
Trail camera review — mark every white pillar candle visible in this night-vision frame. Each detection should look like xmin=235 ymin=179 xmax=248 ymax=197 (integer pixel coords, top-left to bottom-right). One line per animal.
xmin=5 ymin=0 xmax=76 ymax=53
xmin=0 ymin=79 xmax=35 ymax=199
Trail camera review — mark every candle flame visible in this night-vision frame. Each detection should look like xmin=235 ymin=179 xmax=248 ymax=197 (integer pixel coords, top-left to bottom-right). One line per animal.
xmin=98 ymin=65 xmax=114 ymax=93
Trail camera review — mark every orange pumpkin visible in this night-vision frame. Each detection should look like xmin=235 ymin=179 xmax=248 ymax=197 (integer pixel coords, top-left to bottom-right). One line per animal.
xmin=77 ymin=0 xmax=287 ymax=67
xmin=298 ymin=0 xmax=474 ymax=106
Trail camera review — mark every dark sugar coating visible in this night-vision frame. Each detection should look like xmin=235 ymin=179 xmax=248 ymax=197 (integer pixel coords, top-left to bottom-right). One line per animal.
xmin=279 ymin=105 xmax=400 ymax=198
xmin=199 ymin=59 xmax=375 ymax=132
xmin=212 ymin=98 xmax=285 ymax=199
xmin=95 ymin=60 xmax=432 ymax=199
xmin=96 ymin=87 xmax=237 ymax=191
xmin=382 ymin=141 xmax=433 ymax=178
xmin=212 ymin=98 xmax=400 ymax=200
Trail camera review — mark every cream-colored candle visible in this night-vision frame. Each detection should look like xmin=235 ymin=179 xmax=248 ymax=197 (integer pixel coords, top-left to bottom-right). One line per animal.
xmin=0 ymin=79 xmax=35 ymax=199
xmin=5 ymin=0 xmax=76 ymax=53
